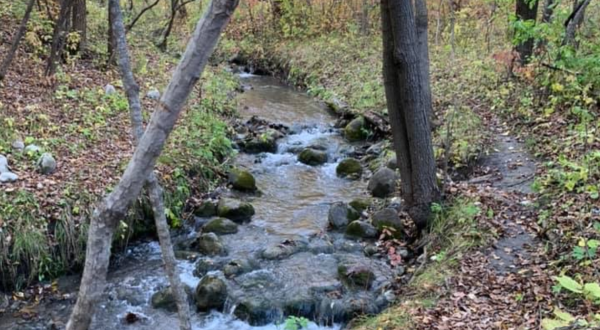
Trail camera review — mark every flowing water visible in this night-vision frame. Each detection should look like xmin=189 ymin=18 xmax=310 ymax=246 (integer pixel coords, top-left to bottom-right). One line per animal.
xmin=0 ymin=74 xmax=395 ymax=330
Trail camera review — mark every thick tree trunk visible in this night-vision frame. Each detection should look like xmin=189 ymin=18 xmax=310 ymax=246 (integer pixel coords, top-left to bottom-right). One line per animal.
xmin=71 ymin=0 xmax=87 ymax=51
xmin=65 ymin=1 xmax=239 ymax=329
xmin=415 ymin=0 xmax=433 ymax=121
xmin=45 ymin=0 xmax=73 ymax=76
xmin=0 ymin=0 xmax=36 ymax=80
xmin=108 ymin=1 xmax=191 ymax=329
xmin=563 ymin=0 xmax=592 ymax=47
xmin=514 ymin=0 xmax=539 ymax=65
xmin=381 ymin=0 xmax=440 ymax=230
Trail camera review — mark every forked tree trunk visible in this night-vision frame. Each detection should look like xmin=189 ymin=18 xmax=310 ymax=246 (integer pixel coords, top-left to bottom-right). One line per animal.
xmin=0 ymin=0 xmax=36 ymax=80
xmin=514 ymin=0 xmax=539 ymax=65
xmin=563 ymin=0 xmax=592 ymax=47
xmin=45 ymin=0 xmax=73 ymax=76
xmin=108 ymin=1 xmax=191 ymax=329
xmin=381 ymin=0 xmax=440 ymax=230
xmin=65 ymin=1 xmax=239 ymax=329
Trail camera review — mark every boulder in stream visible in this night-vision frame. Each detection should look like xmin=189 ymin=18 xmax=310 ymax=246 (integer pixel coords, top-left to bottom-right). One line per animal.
xmin=227 ymin=168 xmax=257 ymax=192
xmin=344 ymin=116 xmax=368 ymax=142
xmin=298 ymin=148 xmax=328 ymax=166
xmin=328 ymin=202 xmax=360 ymax=229
xmin=197 ymin=232 xmax=227 ymax=256
xmin=239 ymin=128 xmax=282 ymax=154
xmin=203 ymin=218 xmax=239 ymax=235
xmin=217 ymin=198 xmax=255 ymax=222
xmin=345 ymin=220 xmax=378 ymax=239
xmin=151 ymin=287 xmax=177 ymax=312
xmin=195 ymin=274 xmax=227 ymax=311
xmin=367 ymin=168 xmax=397 ymax=198
xmin=193 ymin=258 xmax=226 ymax=277
xmin=336 ymin=158 xmax=362 ymax=179
xmin=338 ymin=260 xmax=375 ymax=290
xmin=194 ymin=200 xmax=218 ymax=217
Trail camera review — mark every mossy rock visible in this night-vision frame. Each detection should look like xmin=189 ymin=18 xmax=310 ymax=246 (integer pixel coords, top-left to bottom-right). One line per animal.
xmin=241 ymin=129 xmax=280 ymax=154
xmin=349 ymin=198 xmax=372 ymax=213
xmin=195 ymin=275 xmax=227 ymax=311
xmin=372 ymin=208 xmax=403 ymax=238
xmin=151 ymin=288 xmax=177 ymax=312
xmin=338 ymin=261 xmax=375 ymax=289
xmin=344 ymin=116 xmax=368 ymax=142
xmin=203 ymin=218 xmax=239 ymax=235
xmin=345 ymin=220 xmax=378 ymax=239
xmin=217 ymin=198 xmax=255 ymax=222
xmin=228 ymin=168 xmax=257 ymax=192
xmin=328 ymin=202 xmax=360 ymax=229
xmin=194 ymin=200 xmax=218 ymax=217
xmin=298 ymin=148 xmax=328 ymax=166
xmin=197 ymin=232 xmax=227 ymax=256
xmin=336 ymin=158 xmax=363 ymax=179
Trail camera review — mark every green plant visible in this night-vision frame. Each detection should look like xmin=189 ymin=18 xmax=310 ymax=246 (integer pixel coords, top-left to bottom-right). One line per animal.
xmin=281 ymin=316 xmax=309 ymax=330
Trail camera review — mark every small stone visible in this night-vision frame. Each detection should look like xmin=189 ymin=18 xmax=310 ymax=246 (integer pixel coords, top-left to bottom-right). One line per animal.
xmin=23 ymin=144 xmax=41 ymax=157
xmin=104 ymin=84 xmax=116 ymax=95
xmin=217 ymin=198 xmax=255 ymax=223
xmin=146 ymin=89 xmax=161 ymax=100
xmin=197 ymin=232 xmax=227 ymax=256
xmin=345 ymin=220 xmax=378 ymax=239
xmin=338 ymin=261 xmax=375 ymax=289
xmin=37 ymin=153 xmax=57 ymax=175
xmin=194 ymin=200 xmax=218 ymax=217
xmin=349 ymin=198 xmax=371 ymax=213
xmin=336 ymin=159 xmax=362 ymax=179
xmin=0 ymin=172 xmax=18 ymax=183
xmin=372 ymin=208 xmax=402 ymax=235
xmin=151 ymin=287 xmax=177 ymax=312
xmin=386 ymin=153 xmax=398 ymax=170
xmin=11 ymin=139 xmax=25 ymax=151
xmin=367 ymin=168 xmax=397 ymax=198
xmin=223 ymin=258 xmax=255 ymax=278
xmin=261 ymin=243 xmax=297 ymax=260
xmin=298 ymin=148 xmax=328 ymax=166
xmin=344 ymin=116 xmax=369 ymax=142
xmin=193 ymin=258 xmax=225 ymax=277
xmin=227 ymin=168 xmax=257 ymax=192
xmin=195 ymin=274 xmax=227 ymax=311
xmin=203 ymin=218 xmax=239 ymax=235
xmin=0 ymin=155 xmax=8 ymax=173
xmin=364 ymin=244 xmax=378 ymax=256
xmin=328 ymin=202 xmax=359 ymax=229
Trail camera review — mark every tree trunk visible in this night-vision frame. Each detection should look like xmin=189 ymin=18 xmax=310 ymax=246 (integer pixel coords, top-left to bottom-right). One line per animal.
xmin=108 ymin=0 xmax=191 ymax=328
xmin=563 ymin=0 xmax=592 ymax=47
xmin=65 ymin=1 xmax=240 ymax=329
xmin=514 ymin=0 xmax=539 ymax=65
xmin=71 ymin=0 xmax=87 ymax=51
xmin=541 ymin=0 xmax=555 ymax=23
xmin=45 ymin=0 xmax=73 ymax=76
xmin=381 ymin=0 xmax=440 ymax=230
xmin=415 ymin=0 xmax=433 ymax=121
xmin=0 ymin=0 xmax=37 ymax=80
xmin=108 ymin=2 xmax=115 ymax=62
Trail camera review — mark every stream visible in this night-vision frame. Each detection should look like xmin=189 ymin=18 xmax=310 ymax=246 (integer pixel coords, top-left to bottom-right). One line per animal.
xmin=0 ymin=73 xmax=396 ymax=329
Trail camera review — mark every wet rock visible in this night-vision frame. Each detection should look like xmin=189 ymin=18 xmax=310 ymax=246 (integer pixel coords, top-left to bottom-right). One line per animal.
xmin=11 ymin=139 xmax=25 ymax=151
xmin=239 ymin=129 xmax=281 ymax=154
xmin=195 ymin=274 xmax=227 ymax=311
xmin=345 ymin=220 xmax=378 ymax=239
xmin=37 ymin=153 xmax=56 ymax=175
xmin=197 ymin=233 xmax=227 ymax=256
xmin=318 ymin=294 xmax=379 ymax=323
xmin=151 ymin=287 xmax=177 ymax=312
xmin=227 ymin=168 xmax=257 ymax=192
xmin=174 ymin=250 xmax=200 ymax=261
xmin=308 ymin=237 xmax=335 ymax=254
xmin=203 ymin=218 xmax=239 ymax=235
xmin=328 ymin=202 xmax=360 ymax=229
xmin=194 ymin=200 xmax=218 ymax=217
xmin=307 ymin=137 xmax=329 ymax=151
xmin=261 ymin=240 xmax=306 ymax=260
xmin=146 ymin=89 xmax=161 ymax=100
xmin=372 ymin=208 xmax=402 ymax=233
xmin=298 ymin=148 xmax=328 ymax=166
xmin=104 ymin=84 xmax=116 ymax=95
xmin=344 ymin=116 xmax=368 ymax=142
xmin=217 ymin=198 xmax=255 ymax=222
xmin=234 ymin=297 xmax=281 ymax=326
xmin=363 ymin=244 xmax=378 ymax=256
xmin=223 ymin=258 xmax=255 ymax=278
xmin=193 ymin=258 xmax=225 ymax=277
xmin=336 ymin=158 xmax=362 ymax=179
xmin=338 ymin=261 xmax=375 ymax=289
xmin=367 ymin=168 xmax=397 ymax=198
xmin=23 ymin=144 xmax=41 ymax=157
xmin=349 ymin=198 xmax=371 ymax=213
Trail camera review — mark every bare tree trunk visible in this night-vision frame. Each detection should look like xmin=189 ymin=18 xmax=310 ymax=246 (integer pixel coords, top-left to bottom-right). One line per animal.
xmin=158 ymin=0 xmax=195 ymax=51
xmin=108 ymin=3 xmax=115 ymax=62
xmin=0 ymin=0 xmax=36 ymax=80
xmin=108 ymin=1 xmax=191 ymax=328
xmin=434 ymin=0 xmax=444 ymax=46
xmin=65 ymin=1 xmax=240 ymax=329
xmin=514 ymin=0 xmax=539 ymax=65
xmin=415 ymin=0 xmax=433 ymax=121
xmin=45 ymin=0 xmax=73 ymax=76
xmin=71 ymin=0 xmax=87 ymax=51
xmin=381 ymin=0 xmax=440 ymax=230
xmin=563 ymin=0 xmax=592 ymax=47
xmin=542 ymin=0 xmax=555 ymax=23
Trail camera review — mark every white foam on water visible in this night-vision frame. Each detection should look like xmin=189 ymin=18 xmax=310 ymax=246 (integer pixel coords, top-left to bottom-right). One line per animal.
xmin=178 ymin=260 xmax=200 ymax=288
xmin=239 ymin=72 xmax=257 ymax=78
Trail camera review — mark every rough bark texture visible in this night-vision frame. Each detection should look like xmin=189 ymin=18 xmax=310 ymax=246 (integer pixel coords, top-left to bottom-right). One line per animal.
xmin=0 ymin=0 xmax=36 ymax=80
xmin=65 ymin=1 xmax=239 ymax=329
xmin=514 ymin=0 xmax=539 ymax=65
xmin=381 ymin=0 xmax=440 ymax=230
xmin=45 ymin=0 xmax=73 ymax=76
xmin=71 ymin=0 xmax=87 ymax=51
xmin=109 ymin=1 xmax=191 ymax=328
xmin=563 ymin=0 xmax=592 ymax=47
xmin=415 ymin=0 xmax=433 ymax=121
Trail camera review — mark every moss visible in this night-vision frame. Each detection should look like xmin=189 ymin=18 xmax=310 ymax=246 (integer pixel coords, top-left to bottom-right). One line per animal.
xmin=349 ymin=198 xmax=371 ymax=213
xmin=217 ymin=198 xmax=256 ymax=222
xmin=345 ymin=220 xmax=377 ymax=239
xmin=298 ymin=148 xmax=328 ymax=166
xmin=194 ymin=200 xmax=218 ymax=217
xmin=228 ymin=169 xmax=257 ymax=192
xmin=336 ymin=158 xmax=363 ymax=179
xmin=203 ymin=218 xmax=239 ymax=235
xmin=344 ymin=116 xmax=368 ymax=142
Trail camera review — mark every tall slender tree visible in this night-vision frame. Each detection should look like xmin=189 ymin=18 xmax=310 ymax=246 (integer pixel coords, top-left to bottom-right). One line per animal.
xmin=0 ymin=0 xmax=37 ymax=80
xmin=65 ymin=1 xmax=240 ymax=329
xmin=514 ymin=0 xmax=539 ymax=65
xmin=380 ymin=0 xmax=440 ymax=230
xmin=45 ymin=0 xmax=73 ymax=76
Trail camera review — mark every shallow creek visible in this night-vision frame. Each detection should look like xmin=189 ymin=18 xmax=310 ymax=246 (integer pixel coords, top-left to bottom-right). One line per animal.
xmin=0 ymin=74 xmax=396 ymax=330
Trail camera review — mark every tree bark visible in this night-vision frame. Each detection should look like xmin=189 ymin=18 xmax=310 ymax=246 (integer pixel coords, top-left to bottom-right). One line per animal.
xmin=65 ymin=1 xmax=239 ymax=329
xmin=381 ymin=0 xmax=440 ymax=230
xmin=71 ymin=0 xmax=87 ymax=51
xmin=108 ymin=1 xmax=191 ymax=328
xmin=45 ymin=0 xmax=73 ymax=76
xmin=562 ymin=0 xmax=592 ymax=47
xmin=541 ymin=0 xmax=555 ymax=23
xmin=415 ymin=0 xmax=433 ymax=121
xmin=0 ymin=0 xmax=37 ymax=80
xmin=514 ymin=0 xmax=539 ymax=65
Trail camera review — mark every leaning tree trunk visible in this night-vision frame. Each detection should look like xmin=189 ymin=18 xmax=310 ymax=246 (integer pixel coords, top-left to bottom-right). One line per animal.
xmin=381 ymin=0 xmax=440 ymax=230
xmin=0 ymin=0 xmax=37 ymax=80
xmin=563 ymin=0 xmax=592 ymax=47
xmin=65 ymin=1 xmax=240 ymax=330
xmin=108 ymin=0 xmax=191 ymax=329
xmin=45 ymin=0 xmax=73 ymax=76
xmin=71 ymin=0 xmax=87 ymax=51
xmin=514 ymin=0 xmax=539 ymax=65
